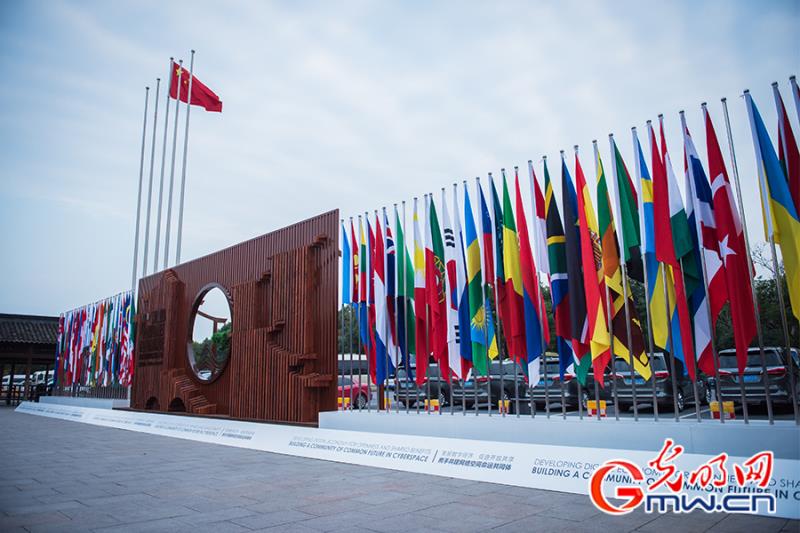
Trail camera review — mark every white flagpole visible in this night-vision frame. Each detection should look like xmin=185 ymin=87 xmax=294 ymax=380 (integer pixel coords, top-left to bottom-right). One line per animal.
xmin=153 ymin=58 xmax=173 ymax=272
xmin=131 ymin=86 xmax=150 ymax=294
xmin=791 ymin=76 xmax=800 ymax=126
xmin=142 ymin=77 xmax=160 ymax=278
xmin=164 ymin=59 xmax=183 ymax=269
xmin=176 ymin=49 xmax=195 ymax=265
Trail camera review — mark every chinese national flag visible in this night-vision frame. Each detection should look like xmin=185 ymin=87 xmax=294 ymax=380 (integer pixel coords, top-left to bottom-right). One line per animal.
xmin=169 ymin=63 xmax=222 ymax=112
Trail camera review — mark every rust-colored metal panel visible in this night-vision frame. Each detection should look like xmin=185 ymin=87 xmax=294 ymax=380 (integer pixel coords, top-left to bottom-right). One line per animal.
xmin=132 ymin=210 xmax=338 ymax=423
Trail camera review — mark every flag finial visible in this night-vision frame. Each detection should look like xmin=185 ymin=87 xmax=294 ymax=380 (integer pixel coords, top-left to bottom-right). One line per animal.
xmin=771 ymin=81 xmax=779 ymax=88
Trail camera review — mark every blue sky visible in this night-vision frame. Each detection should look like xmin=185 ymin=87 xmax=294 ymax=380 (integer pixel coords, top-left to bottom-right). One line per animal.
xmin=0 ymin=0 xmax=798 ymax=315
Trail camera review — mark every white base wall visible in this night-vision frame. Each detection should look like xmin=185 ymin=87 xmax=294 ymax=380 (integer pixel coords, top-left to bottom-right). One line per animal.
xmin=39 ymin=396 xmax=130 ymax=409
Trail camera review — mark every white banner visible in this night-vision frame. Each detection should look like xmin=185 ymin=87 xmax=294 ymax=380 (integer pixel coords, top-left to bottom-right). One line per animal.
xmin=15 ymin=402 xmax=800 ymax=519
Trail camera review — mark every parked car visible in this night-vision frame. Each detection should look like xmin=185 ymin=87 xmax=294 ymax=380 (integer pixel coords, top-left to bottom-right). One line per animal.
xmin=708 ymin=347 xmax=799 ymax=408
xmin=337 ymin=375 xmax=371 ymax=409
xmin=608 ymin=352 xmax=707 ymax=412
xmin=1 ymin=374 xmax=26 ymax=394
xmin=529 ymin=357 xmax=588 ymax=410
xmin=452 ymin=359 xmax=529 ymax=412
xmin=392 ymin=367 xmax=425 ymax=407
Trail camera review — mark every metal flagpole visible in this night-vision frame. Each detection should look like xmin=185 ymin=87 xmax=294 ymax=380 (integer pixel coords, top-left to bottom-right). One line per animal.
xmin=451 ymin=184 xmax=461 ymax=416
xmin=163 ymin=59 xmax=183 ymax=269
xmin=176 ymin=50 xmax=195 ymax=265
xmin=401 ymin=202 xmax=410 ymax=415
xmin=561 ymin=150 xmax=585 ymax=423
xmin=527 ymin=160 xmax=547 ymax=418
xmin=412 ymin=198 xmax=421 ymax=415
xmin=594 ymin=141 xmax=619 ymax=421
xmin=486 ymin=174 xmax=496 ymax=417
xmin=131 ymin=86 xmax=150 ymax=294
xmin=543 ymin=154 xmax=568 ymax=420
xmin=722 ymin=96 xmax=761 ymax=424
xmin=340 ymin=219 xmax=346 ymax=412
xmin=364 ymin=210 xmax=372 ymax=413
xmin=474 ymin=178 xmax=483 ymax=417
xmin=153 ymin=59 xmax=173 ymax=272
xmin=577 ymin=145 xmax=602 ymax=423
xmin=142 ymin=78 xmax=160 ymax=278
xmin=770 ymin=85 xmax=800 ymax=425
xmin=357 ymin=215 xmax=365 ymax=412
xmin=461 ymin=181 xmax=469 ymax=417
xmin=791 ymin=76 xmax=800 ymax=125
xmin=380 ymin=208 xmax=390 ymax=413
xmin=493 ymin=171 xmax=506 ymax=417
xmin=512 ymin=167 xmax=522 ymax=418
xmin=634 ymin=126 xmax=659 ymax=421
xmin=424 ymin=195 xmax=432 ymax=415
xmin=393 ymin=204 xmax=400 ymax=414
xmin=349 ymin=216 xmax=356 ymax=413
xmin=609 ymin=134 xmax=640 ymax=421
xmin=677 ymin=112 xmax=704 ymax=424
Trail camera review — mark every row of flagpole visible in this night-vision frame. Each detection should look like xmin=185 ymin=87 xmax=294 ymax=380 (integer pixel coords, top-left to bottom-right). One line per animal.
xmin=339 ymin=76 xmax=800 ymax=425
xmin=131 ymin=52 xmax=197 ymax=295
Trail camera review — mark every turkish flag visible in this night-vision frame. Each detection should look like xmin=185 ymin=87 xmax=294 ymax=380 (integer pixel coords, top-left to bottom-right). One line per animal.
xmin=704 ymin=107 xmax=756 ymax=376
xmin=169 ymin=62 xmax=222 ymax=112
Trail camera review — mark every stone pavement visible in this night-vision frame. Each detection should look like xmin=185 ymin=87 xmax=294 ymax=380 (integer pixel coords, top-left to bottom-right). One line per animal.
xmin=0 ymin=406 xmax=796 ymax=532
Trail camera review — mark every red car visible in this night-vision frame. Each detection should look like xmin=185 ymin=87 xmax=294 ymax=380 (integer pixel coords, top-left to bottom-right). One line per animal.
xmin=338 ymin=376 xmax=371 ymax=409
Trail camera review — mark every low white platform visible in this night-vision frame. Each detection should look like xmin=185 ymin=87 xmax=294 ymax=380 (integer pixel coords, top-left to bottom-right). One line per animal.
xmin=39 ymin=396 xmax=130 ymax=409
xmin=319 ymin=410 xmax=800 ymax=460
xmin=14 ymin=402 xmax=800 ymax=519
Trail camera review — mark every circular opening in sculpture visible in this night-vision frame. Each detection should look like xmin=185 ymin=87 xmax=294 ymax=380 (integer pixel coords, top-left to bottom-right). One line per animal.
xmin=188 ymin=284 xmax=232 ymax=383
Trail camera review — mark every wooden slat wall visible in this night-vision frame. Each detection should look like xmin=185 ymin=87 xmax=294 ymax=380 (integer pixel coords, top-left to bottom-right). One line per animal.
xmin=131 ymin=210 xmax=338 ymax=423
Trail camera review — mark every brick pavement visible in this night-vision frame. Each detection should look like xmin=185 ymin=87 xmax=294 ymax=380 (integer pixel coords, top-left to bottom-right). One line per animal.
xmin=0 ymin=407 xmax=796 ymax=532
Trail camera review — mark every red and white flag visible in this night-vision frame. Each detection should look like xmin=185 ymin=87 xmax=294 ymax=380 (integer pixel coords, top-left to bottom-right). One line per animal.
xmin=703 ymin=106 xmax=757 ymax=375
xmin=773 ymin=82 xmax=800 ymax=215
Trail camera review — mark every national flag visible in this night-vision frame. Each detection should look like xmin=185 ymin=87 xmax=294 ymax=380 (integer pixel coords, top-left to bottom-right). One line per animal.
xmin=745 ymin=92 xmax=800 ymax=321
xmin=515 ymin=171 xmax=544 ymax=386
xmin=412 ymin=198 xmax=428 ymax=385
xmin=773 ymin=83 xmax=800 ymax=215
xmin=478 ymin=181 xmax=500 ymax=359
xmin=350 ymin=220 xmax=359 ymax=304
xmin=597 ymin=143 xmax=651 ymax=380
xmin=425 ymin=195 xmax=450 ymax=376
xmin=704 ymin=105 xmax=757 ymax=375
xmin=501 ymin=171 xmax=528 ymax=367
xmin=561 ymin=154 xmax=591 ymax=383
xmin=682 ymin=117 xmax=729 ymax=375
xmin=394 ymin=206 xmax=416 ymax=372
xmin=544 ymin=158 xmax=574 ymax=378
xmin=384 ymin=211 xmax=400 ymax=370
xmin=342 ymin=222 xmax=351 ymax=306
xmin=442 ymin=189 xmax=470 ymax=379
xmin=464 ymin=183 xmax=489 ymax=376
xmin=634 ymin=127 xmax=670 ymax=354
xmin=373 ymin=212 xmax=392 ymax=385
xmin=575 ymin=149 xmax=611 ymax=385
xmin=490 ymin=175 xmax=511 ymax=355
xmin=169 ymin=62 xmax=223 ymax=112
xmin=650 ymin=119 xmax=696 ymax=379
xmin=529 ymin=162 xmax=551 ymax=346
xmin=357 ymin=218 xmax=372 ymax=373
xmin=454 ymin=188 xmax=473 ymax=379
xmin=367 ymin=219 xmax=378 ymax=384
xmin=609 ymin=136 xmax=644 ymax=282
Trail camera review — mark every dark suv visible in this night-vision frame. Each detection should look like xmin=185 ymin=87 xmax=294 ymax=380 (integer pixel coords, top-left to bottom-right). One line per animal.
xmin=392 ymin=364 xmax=455 ymax=408
xmin=451 ymin=359 xmax=529 ymax=412
xmin=529 ymin=357 xmax=589 ymax=409
xmin=608 ymin=352 xmax=707 ymax=412
xmin=708 ymin=347 xmax=799 ymax=408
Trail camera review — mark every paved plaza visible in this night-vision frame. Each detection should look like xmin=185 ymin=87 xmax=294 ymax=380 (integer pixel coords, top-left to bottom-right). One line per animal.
xmin=0 ymin=406 xmax=796 ymax=532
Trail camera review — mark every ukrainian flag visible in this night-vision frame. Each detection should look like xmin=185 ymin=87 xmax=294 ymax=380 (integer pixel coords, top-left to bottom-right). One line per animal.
xmin=746 ymin=92 xmax=800 ymax=320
